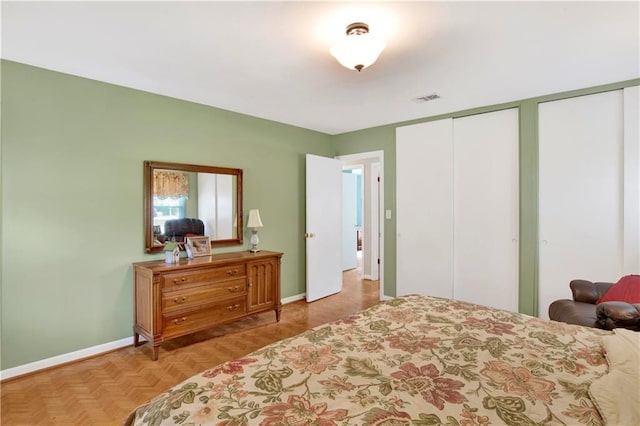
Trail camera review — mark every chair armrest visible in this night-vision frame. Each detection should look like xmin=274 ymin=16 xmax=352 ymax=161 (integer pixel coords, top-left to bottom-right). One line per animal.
xmin=596 ymin=302 xmax=640 ymax=331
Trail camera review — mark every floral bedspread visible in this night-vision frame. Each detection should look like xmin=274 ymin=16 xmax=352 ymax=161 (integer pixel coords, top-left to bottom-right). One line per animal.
xmin=124 ymin=295 xmax=611 ymax=426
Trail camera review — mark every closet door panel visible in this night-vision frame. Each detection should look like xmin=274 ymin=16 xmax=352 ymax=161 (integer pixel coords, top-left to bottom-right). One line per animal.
xmin=396 ymin=119 xmax=454 ymax=298
xmin=453 ymin=108 xmax=519 ymax=311
xmin=538 ymin=91 xmax=624 ymax=318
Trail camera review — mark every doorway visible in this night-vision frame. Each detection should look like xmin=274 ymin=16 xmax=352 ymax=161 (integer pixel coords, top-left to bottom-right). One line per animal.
xmin=337 ymin=151 xmax=384 ymax=301
xmin=342 ymin=166 xmax=361 ymax=274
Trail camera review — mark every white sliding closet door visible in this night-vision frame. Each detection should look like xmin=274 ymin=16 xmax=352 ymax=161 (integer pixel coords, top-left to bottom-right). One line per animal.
xmin=538 ymin=91 xmax=625 ymax=319
xmin=453 ymin=109 xmax=519 ymax=311
xmin=397 ymin=110 xmax=519 ymax=309
xmin=397 ymin=119 xmax=454 ymax=298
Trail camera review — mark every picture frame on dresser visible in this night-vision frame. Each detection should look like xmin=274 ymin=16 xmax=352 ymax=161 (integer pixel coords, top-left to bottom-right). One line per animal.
xmin=186 ymin=236 xmax=211 ymax=257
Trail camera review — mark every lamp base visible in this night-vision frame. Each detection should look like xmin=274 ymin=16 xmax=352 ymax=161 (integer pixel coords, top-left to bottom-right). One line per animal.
xmin=250 ymin=231 xmax=260 ymax=253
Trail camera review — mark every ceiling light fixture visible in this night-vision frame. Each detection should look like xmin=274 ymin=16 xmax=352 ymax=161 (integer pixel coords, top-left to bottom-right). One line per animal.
xmin=330 ymin=22 xmax=386 ymax=72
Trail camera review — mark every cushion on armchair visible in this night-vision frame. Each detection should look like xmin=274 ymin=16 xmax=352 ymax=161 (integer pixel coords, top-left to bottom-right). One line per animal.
xmin=591 ymin=275 xmax=640 ymax=331
xmin=597 ymin=275 xmax=640 ymax=304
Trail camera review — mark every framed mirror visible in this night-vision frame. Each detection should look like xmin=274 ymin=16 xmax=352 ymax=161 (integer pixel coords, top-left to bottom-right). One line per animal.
xmin=144 ymin=161 xmax=243 ymax=253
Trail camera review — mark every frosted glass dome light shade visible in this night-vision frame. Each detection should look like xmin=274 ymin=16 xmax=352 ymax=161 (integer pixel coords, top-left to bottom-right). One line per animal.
xmin=330 ymin=23 xmax=386 ymax=72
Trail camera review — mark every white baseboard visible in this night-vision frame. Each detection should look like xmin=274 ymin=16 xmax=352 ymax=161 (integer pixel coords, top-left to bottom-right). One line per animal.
xmin=0 ymin=336 xmax=134 ymax=381
xmin=0 ymin=293 xmax=319 ymax=381
xmin=381 ymin=294 xmax=394 ymax=301
xmin=281 ymin=293 xmax=305 ymax=304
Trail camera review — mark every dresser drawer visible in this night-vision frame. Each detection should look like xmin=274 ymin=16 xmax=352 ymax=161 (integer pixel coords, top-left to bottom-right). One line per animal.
xmin=162 ymin=264 xmax=246 ymax=290
xmin=163 ymin=297 xmax=247 ymax=338
xmin=162 ymin=278 xmax=247 ymax=313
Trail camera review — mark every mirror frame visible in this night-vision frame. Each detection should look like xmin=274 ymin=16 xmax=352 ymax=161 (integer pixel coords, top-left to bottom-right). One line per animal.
xmin=144 ymin=160 xmax=243 ymax=253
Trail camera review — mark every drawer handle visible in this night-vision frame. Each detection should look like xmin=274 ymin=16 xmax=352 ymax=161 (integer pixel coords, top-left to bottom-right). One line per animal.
xmin=172 ymin=317 xmax=188 ymax=325
xmin=173 ymin=296 xmax=187 ymax=304
xmin=227 ymin=269 xmax=239 ymax=276
xmin=227 ymin=304 xmax=240 ymax=312
xmin=228 ymin=286 xmax=240 ymax=293
xmin=172 ymin=277 xmax=187 ymax=284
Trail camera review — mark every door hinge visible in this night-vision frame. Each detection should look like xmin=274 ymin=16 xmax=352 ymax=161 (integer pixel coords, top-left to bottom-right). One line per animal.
xmin=377 ymin=177 xmax=380 ymax=182
xmin=377 ymin=258 xmax=380 ymax=265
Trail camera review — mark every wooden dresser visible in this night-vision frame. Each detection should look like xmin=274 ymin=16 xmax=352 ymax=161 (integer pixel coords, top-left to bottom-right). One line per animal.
xmin=133 ymin=250 xmax=283 ymax=360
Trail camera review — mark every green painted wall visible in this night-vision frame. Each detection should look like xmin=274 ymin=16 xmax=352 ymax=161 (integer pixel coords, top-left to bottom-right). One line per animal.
xmin=0 ymin=60 xmax=332 ymax=369
xmin=2 ymin=58 xmax=638 ymax=371
xmin=333 ymin=78 xmax=640 ymax=314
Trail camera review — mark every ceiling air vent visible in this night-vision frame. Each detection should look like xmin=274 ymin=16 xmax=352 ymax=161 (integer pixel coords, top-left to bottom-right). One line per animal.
xmin=412 ymin=93 xmax=441 ymax=103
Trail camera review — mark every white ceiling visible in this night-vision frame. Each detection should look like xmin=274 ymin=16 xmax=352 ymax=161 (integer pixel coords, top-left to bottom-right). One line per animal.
xmin=2 ymin=1 xmax=638 ymax=135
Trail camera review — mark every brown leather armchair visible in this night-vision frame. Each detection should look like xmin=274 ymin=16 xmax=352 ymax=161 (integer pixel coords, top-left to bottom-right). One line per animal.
xmin=163 ymin=218 xmax=205 ymax=243
xmin=548 ymin=279 xmax=640 ymax=331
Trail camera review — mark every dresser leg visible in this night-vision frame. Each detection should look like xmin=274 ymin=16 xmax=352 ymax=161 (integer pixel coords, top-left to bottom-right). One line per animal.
xmin=152 ymin=345 xmax=160 ymax=361
xmin=275 ymin=308 xmax=281 ymax=322
xmin=133 ymin=332 xmax=141 ymax=347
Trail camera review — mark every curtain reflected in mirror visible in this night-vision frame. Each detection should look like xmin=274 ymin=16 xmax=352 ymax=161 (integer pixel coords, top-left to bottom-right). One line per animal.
xmin=144 ymin=161 xmax=243 ymax=253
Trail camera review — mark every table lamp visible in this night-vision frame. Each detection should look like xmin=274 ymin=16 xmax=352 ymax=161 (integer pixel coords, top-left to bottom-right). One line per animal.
xmin=247 ymin=209 xmax=263 ymax=253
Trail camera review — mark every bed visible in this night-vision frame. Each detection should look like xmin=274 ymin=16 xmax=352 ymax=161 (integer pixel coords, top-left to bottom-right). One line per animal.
xmin=124 ymin=295 xmax=638 ymax=425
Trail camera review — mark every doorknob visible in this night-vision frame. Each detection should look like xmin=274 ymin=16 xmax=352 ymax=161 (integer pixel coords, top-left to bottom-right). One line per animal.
xmin=305 ymin=232 xmax=316 ymax=239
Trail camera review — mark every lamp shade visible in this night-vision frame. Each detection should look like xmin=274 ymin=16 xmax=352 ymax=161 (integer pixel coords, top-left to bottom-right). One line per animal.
xmin=330 ymin=33 xmax=385 ymax=72
xmin=247 ymin=209 xmax=263 ymax=228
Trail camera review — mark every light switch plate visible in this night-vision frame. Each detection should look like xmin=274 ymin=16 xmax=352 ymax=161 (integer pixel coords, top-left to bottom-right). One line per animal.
xmin=385 ymin=209 xmax=392 ymax=219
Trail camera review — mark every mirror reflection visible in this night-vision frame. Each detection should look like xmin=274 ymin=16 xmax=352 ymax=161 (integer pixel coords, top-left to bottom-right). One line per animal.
xmin=144 ymin=161 xmax=243 ymax=253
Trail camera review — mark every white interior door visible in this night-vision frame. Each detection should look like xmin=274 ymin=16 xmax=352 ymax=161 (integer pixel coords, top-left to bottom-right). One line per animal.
xmin=538 ymin=91 xmax=624 ymax=318
xmin=306 ymin=154 xmax=343 ymax=302
xmin=453 ymin=108 xmax=519 ymax=311
xmin=342 ymin=173 xmax=358 ymax=270
xmin=396 ymin=119 xmax=454 ymax=298
xmin=369 ymin=163 xmax=380 ymax=280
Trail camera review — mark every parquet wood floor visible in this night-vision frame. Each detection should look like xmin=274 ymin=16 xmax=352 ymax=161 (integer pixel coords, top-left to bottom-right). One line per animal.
xmin=0 ymin=267 xmax=380 ymax=425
